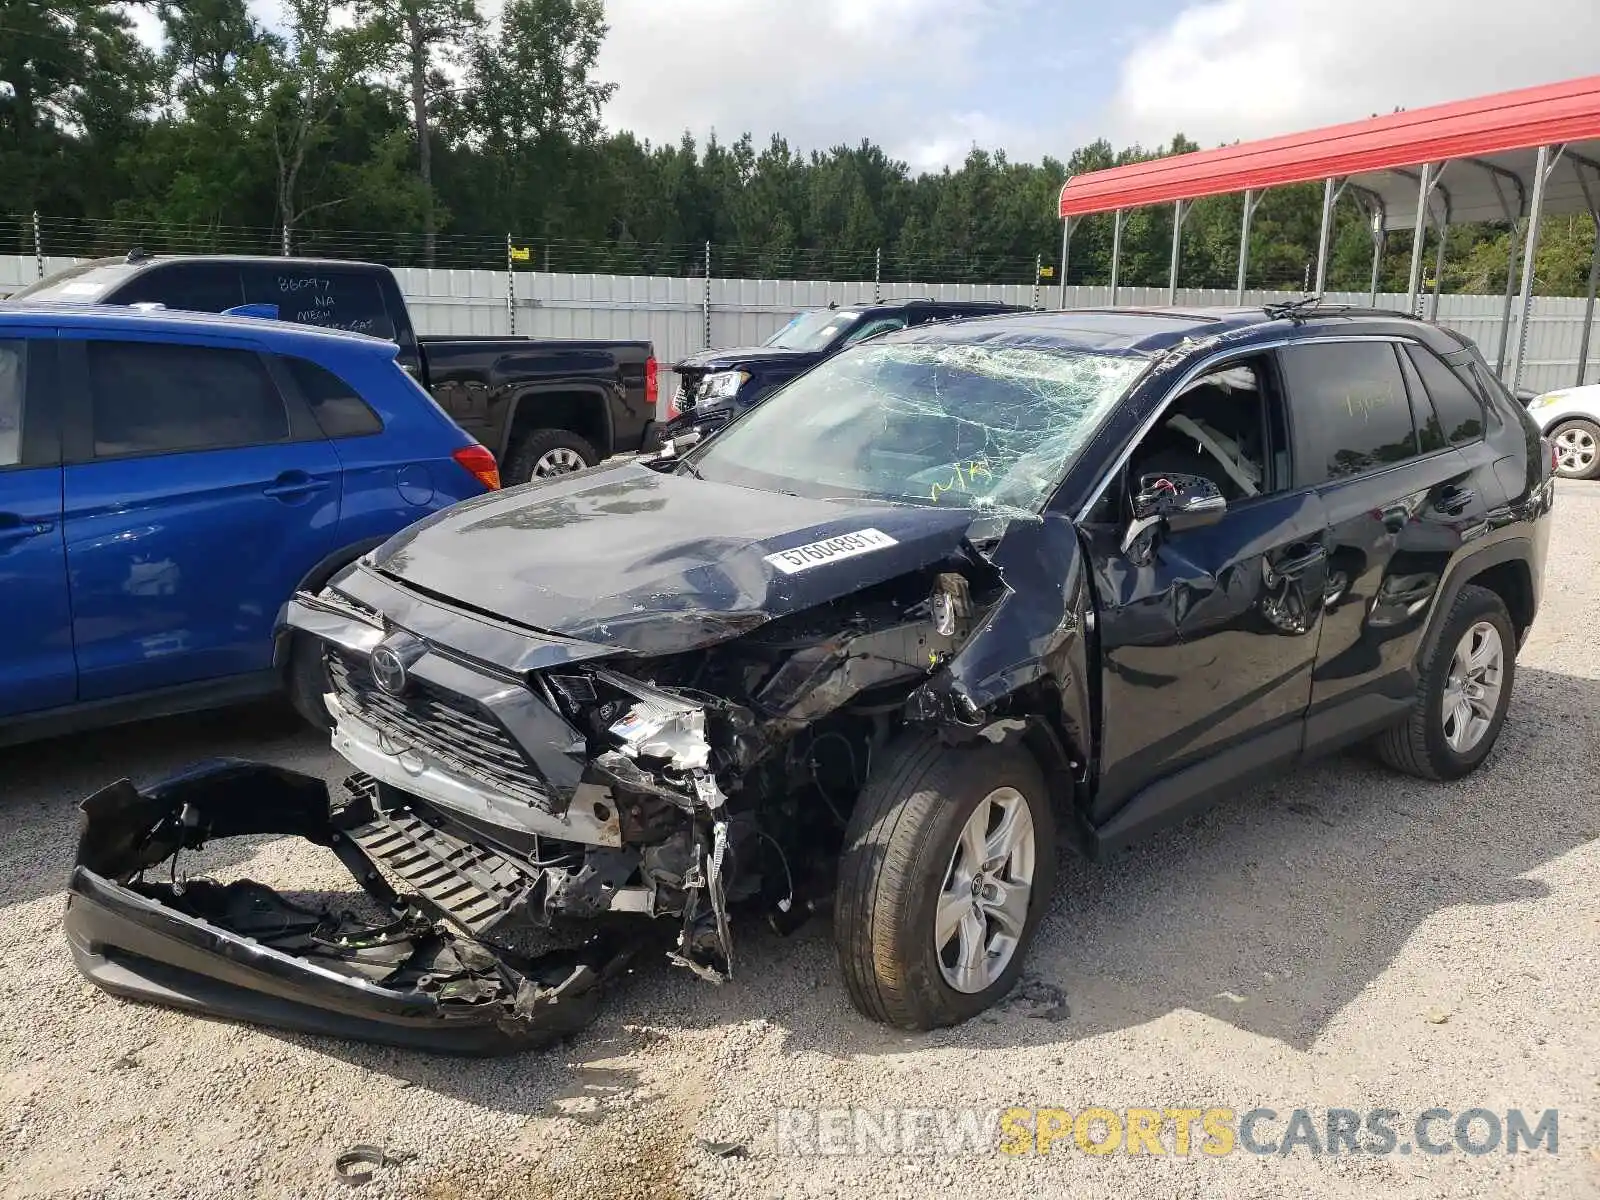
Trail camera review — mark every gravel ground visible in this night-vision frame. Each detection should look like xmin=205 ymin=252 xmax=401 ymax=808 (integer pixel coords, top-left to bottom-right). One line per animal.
xmin=3 ymin=482 xmax=1598 ymax=1200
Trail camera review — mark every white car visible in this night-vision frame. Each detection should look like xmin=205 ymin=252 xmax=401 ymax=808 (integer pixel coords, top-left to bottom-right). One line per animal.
xmin=1526 ymin=384 xmax=1600 ymax=479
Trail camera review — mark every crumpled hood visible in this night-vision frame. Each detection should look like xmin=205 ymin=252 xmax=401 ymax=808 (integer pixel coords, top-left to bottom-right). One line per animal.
xmin=673 ymin=345 xmax=819 ymax=373
xmin=363 ymin=460 xmax=981 ymax=655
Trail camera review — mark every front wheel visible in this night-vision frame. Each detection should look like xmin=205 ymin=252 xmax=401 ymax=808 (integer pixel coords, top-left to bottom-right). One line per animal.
xmin=1550 ymin=418 xmax=1600 ymax=480
xmin=286 ymin=632 xmax=333 ymax=732
xmin=834 ymin=735 xmax=1057 ymax=1029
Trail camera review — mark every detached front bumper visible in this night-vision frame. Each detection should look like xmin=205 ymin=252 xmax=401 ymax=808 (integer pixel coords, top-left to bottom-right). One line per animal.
xmin=63 ymin=760 xmax=636 ymax=1056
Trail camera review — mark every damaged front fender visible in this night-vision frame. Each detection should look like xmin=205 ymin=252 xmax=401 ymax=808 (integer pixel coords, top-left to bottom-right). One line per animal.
xmin=62 ymin=760 xmax=637 ymax=1056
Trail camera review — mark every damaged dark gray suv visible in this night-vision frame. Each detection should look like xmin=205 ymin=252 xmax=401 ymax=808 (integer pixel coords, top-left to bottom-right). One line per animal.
xmin=65 ymin=304 xmax=1555 ymax=1052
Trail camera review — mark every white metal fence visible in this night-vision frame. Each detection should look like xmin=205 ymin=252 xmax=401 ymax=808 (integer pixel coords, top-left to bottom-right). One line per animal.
xmin=6 ymin=256 xmax=1597 ymax=401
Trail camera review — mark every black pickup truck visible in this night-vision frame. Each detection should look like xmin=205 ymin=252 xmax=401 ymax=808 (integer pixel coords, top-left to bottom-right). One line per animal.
xmin=661 ymin=297 xmax=1030 ymax=444
xmin=11 ymin=253 xmax=658 ymax=484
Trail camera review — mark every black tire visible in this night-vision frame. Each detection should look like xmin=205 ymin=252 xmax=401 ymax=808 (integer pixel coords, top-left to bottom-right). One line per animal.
xmin=286 ymin=632 xmax=333 ymax=732
xmin=1372 ymin=584 xmax=1516 ymax=780
xmin=502 ymin=429 xmax=600 ymax=487
xmin=1549 ymin=418 xmax=1600 ymax=480
xmin=834 ymin=734 xmax=1057 ymax=1030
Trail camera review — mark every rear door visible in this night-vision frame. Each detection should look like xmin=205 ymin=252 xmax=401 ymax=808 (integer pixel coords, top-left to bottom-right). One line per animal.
xmin=0 ymin=332 xmax=75 ymax=717
xmin=1278 ymin=338 xmax=1491 ymax=745
xmin=61 ymin=333 xmax=345 ymax=700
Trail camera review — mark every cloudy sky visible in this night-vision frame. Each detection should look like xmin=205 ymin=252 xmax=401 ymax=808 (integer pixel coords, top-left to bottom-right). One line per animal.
xmin=170 ymin=0 xmax=1600 ymax=172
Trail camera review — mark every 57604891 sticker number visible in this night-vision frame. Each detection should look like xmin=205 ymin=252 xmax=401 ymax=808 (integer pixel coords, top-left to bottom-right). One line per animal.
xmin=763 ymin=529 xmax=899 ymax=575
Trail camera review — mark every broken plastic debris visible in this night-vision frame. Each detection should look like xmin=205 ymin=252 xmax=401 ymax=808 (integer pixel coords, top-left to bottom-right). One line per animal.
xmin=333 ymin=1145 xmax=409 ymax=1186
xmin=697 ymin=1139 xmax=748 ymax=1159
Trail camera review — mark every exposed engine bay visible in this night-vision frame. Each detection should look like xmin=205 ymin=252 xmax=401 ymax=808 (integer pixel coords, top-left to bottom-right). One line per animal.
xmin=316 ymin=552 xmax=1008 ymax=988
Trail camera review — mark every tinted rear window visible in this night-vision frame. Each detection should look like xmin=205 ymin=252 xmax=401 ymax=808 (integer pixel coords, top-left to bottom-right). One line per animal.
xmin=1405 ymin=344 xmax=1486 ymax=445
xmin=284 ymin=356 xmax=383 ymax=437
xmin=87 ymin=341 xmax=289 ymax=456
xmin=1280 ymin=340 xmax=1419 ymax=485
xmin=242 ymin=266 xmax=395 ymax=340
xmin=112 ymin=262 xmax=244 ymax=313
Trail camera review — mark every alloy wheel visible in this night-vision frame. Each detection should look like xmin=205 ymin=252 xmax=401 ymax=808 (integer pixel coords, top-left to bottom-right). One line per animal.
xmin=533 ymin=447 xmax=589 ymax=477
xmin=1554 ymin=425 xmax=1596 ymax=476
xmin=935 ymin=787 xmax=1037 ymax=994
xmin=1441 ymin=620 xmax=1504 ymax=754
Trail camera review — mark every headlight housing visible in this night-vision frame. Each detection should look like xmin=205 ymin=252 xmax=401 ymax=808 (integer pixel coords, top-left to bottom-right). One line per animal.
xmin=699 ymin=370 xmax=750 ymax=401
xmin=1528 ymin=390 xmax=1568 ymax=410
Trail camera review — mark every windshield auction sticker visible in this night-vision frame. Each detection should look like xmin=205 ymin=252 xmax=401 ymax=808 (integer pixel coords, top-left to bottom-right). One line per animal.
xmin=764 ymin=529 xmax=899 ymax=575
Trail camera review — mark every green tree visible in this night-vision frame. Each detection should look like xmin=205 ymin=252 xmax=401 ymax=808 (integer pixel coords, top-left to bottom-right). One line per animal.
xmin=0 ymin=0 xmax=154 ymax=224
xmin=361 ymin=0 xmax=481 ymax=263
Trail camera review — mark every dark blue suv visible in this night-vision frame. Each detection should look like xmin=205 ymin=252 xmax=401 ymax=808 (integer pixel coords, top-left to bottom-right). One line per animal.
xmin=0 ymin=303 xmax=498 ymax=743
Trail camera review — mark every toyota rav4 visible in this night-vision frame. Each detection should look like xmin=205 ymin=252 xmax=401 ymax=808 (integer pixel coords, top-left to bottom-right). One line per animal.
xmin=65 ymin=304 xmax=1554 ymax=1053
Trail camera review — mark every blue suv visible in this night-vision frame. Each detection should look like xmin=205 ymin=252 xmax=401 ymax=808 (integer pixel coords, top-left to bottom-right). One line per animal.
xmin=0 ymin=303 xmax=497 ymax=743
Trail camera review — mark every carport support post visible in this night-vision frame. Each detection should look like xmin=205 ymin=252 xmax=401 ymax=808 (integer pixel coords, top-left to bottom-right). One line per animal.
xmin=1510 ymin=144 xmax=1553 ymax=393
xmin=1572 ymin=165 xmax=1600 ymax=386
xmin=1109 ymin=209 xmax=1124 ymax=304
xmin=1428 ymin=207 xmax=1449 ymax=323
xmin=1367 ymin=205 xmax=1386 ymax=306
xmin=1168 ymin=199 xmax=1186 ymax=304
xmin=1579 ymin=224 xmax=1600 ymax=384
xmin=1315 ymin=177 xmax=1336 ymax=295
xmin=1235 ymin=189 xmax=1255 ymax=304
xmin=1495 ymin=219 xmax=1523 ymax=375
xmin=1405 ymin=162 xmax=1433 ymax=314
xmin=1057 ymin=217 xmax=1073 ymax=309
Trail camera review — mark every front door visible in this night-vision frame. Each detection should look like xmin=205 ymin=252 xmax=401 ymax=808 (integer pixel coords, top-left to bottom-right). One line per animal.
xmin=1085 ymin=353 xmax=1330 ymax=822
xmin=0 ymin=334 xmax=75 ymax=718
xmin=61 ymin=335 xmax=345 ymax=700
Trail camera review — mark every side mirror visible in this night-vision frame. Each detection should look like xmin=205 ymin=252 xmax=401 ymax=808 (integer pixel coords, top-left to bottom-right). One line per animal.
xmin=1121 ymin=472 xmax=1227 ymax=554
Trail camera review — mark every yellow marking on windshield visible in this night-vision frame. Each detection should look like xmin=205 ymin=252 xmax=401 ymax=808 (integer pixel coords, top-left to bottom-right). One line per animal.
xmin=928 ymin=460 xmax=993 ymax=503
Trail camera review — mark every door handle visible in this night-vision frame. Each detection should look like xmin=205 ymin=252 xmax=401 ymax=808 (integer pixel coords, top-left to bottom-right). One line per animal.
xmin=0 ymin=515 xmax=54 ymax=546
xmin=262 ymin=473 xmax=331 ymax=500
xmin=1435 ymin=486 xmax=1475 ymax=515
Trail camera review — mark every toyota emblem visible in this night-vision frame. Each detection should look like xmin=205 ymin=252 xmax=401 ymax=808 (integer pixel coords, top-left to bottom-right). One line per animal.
xmin=369 ymin=632 xmax=424 ymax=697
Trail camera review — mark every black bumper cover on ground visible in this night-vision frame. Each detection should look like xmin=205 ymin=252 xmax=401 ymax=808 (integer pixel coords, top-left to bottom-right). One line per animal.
xmin=63 ymin=759 xmax=634 ymax=1056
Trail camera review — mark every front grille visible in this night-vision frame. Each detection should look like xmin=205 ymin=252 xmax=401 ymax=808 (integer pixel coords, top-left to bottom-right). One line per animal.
xmin=326 ymin=649 xmax=550 ymax=809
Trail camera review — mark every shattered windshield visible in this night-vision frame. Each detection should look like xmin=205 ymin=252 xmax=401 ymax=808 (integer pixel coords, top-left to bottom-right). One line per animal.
xmin=763 ymin=309 xmax=860 ymax=351
xmin=685 ymin=340 xmax=1148 ymax=513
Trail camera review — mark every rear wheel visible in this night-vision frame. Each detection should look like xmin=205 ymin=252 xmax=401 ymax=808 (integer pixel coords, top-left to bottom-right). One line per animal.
xmin=834 ymin=735 xmax=1057 ymax=1030
xmin=1372 ymin=584 xmax=1515 ymax=780
xmin=503 ymin=429 xmax=599 ymax=486
xmin=1550 ymin=418 xmax=1600 ymax=480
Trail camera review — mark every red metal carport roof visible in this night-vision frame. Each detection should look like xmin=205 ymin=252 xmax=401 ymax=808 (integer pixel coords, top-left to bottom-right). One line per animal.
xmin=1058 ymin=74 xmax=1600 ymax=226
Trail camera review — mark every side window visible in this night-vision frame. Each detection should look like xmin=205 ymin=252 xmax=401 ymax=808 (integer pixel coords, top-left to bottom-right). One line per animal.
xmin=1405 ymin=345 xmax=1486 ymax=445
xmin=242 ymin=267 xmax=396 ymax=340
xmin=1396 ymin=349 xmax=1447 ymax=453
xmin=86 ymin=341 xmax=290 ymax=457
xmin=112 ymin=263 xmax=244 ymax=313
xmin=843 ymin=316 xmax=907 ymax=345
xmin=0 ymin=340 xmax=24 ymax=466
xmin=284 ymin=356 xmax=384 ymax=438
xmin=1278 ymin=341 xmax=1417 ymax=486
xmin=1124 ymin=355 xmax=1287 ymax=506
